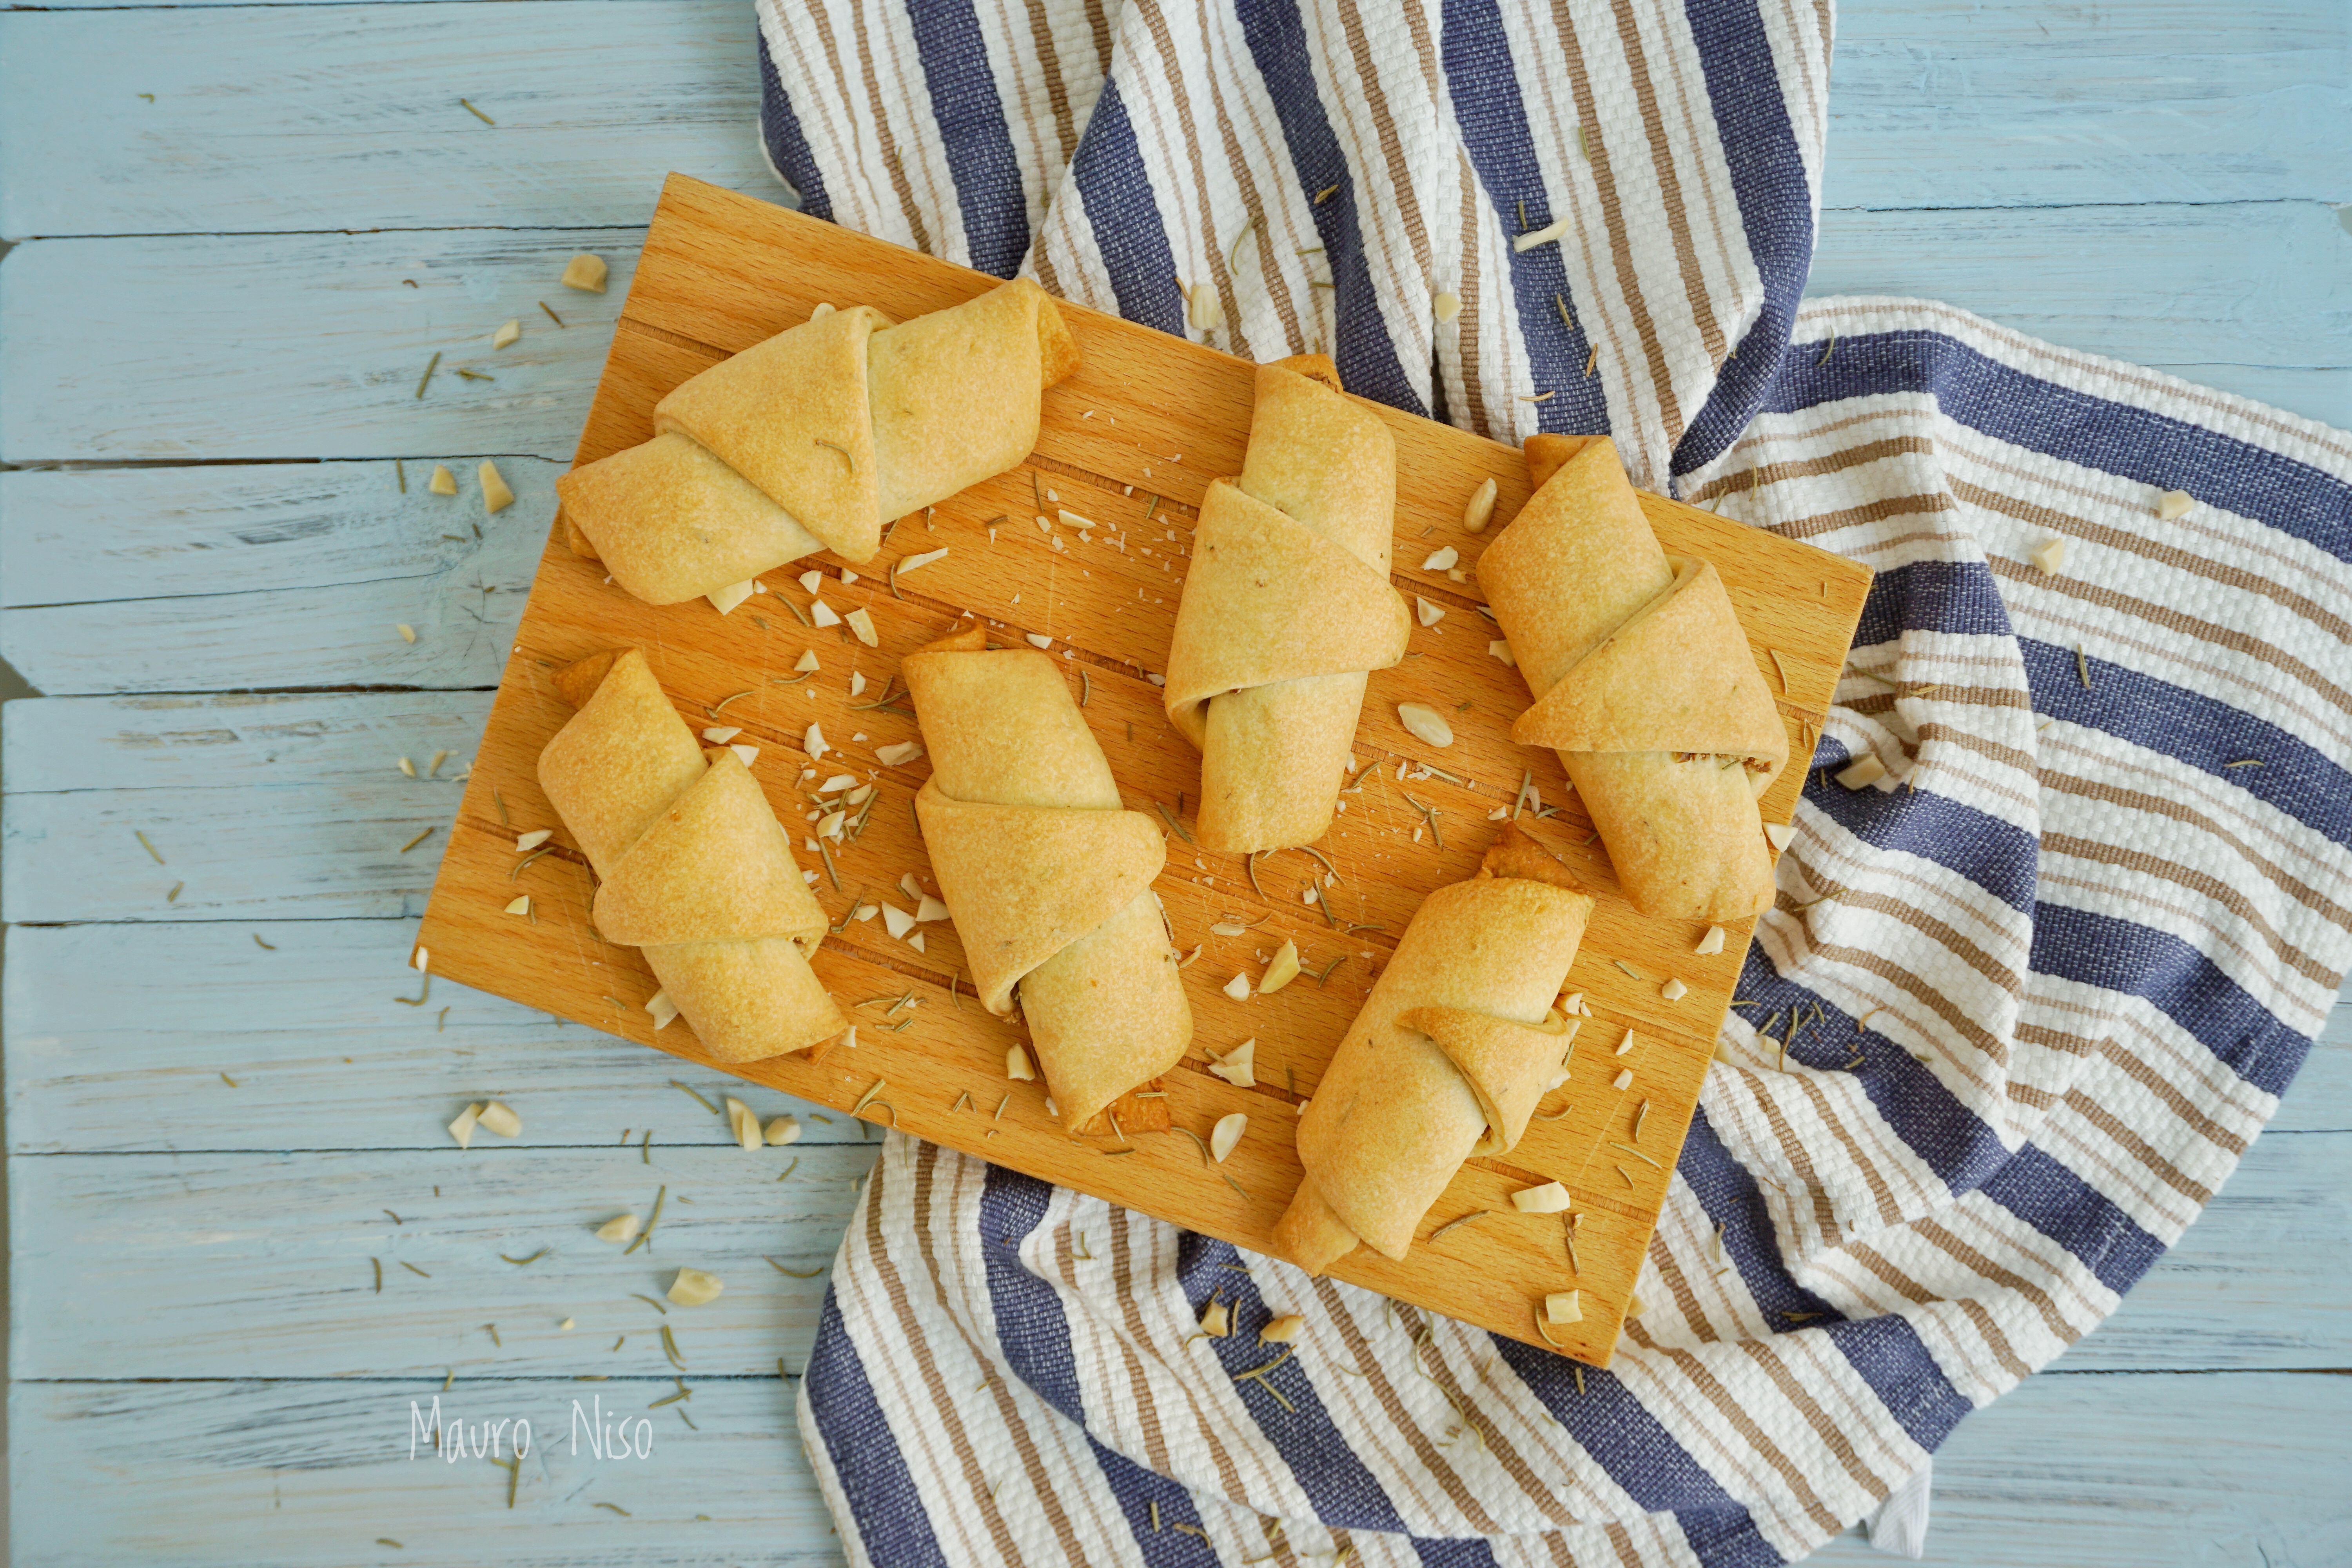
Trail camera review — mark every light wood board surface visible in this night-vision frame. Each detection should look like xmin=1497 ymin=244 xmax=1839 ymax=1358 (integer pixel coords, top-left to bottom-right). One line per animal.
xmin=414 ymin=175 xmax=1869 ymax=1365
xmin=2 ymin=1 xmax=2346 ymax=1561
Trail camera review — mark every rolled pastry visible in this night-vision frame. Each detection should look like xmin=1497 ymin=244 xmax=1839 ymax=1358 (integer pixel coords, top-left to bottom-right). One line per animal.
xmin=1163 ymin=356 xmax=1411 ymax=853
xmin=1482 ymin=436 xmax=1788 ymax=922
xmin=559 ymin=278 xmax=1080 ymax=605
xmin=538 ymin=648 xmax=848 ymax=1062
xmin=903 ymin=627 xmax=1192 ymax=1131
xmin=1274 ymin=822 xmax=1595 ymax=1275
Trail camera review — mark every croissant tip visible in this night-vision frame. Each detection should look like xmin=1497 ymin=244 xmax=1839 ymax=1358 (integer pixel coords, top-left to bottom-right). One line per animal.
xmin=911 ymin=624 xmax=988 ymax=658
xmin=1481 ymin=818 xmax=1587 ymax=893
xmin=1269 ymin=353 xmax=1344 ymax=394
xmin=553 ymin=648 xmax=628 ymax=710
xmin=1523 ymin=433 xmax=1616 ymax=493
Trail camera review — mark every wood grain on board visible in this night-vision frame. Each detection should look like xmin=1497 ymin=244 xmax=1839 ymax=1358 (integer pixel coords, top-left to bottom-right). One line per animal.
xmin=414 ymin=174 xmax=1871 ymax=1365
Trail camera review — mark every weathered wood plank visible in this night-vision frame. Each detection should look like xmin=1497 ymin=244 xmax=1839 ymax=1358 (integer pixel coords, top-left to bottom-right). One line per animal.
xmin=1804 ymin=199 xmax=2352 ymax=384
xmin=12 ymin=915 xmax=2344 ymax=1151
xmin=3 ymin=204 xmax=2345 ymax=466
xmin=7 ymin=1108 xmax=2342 ymax=1376
xmin=0 ymin=4 xmax=778 ymax=239
xmin=2 ymin=691 xmax=494 ymax=924
xmin=12 ymin=1370 xmax=2345 ymax=1567
xmin=3 ymin=920 xmax=879 ymax=1155
xmin=1 ymin=2 xmax=2341 ymax=236
xmin=10 ymin=1377 xmax=843 ymax=1568
xmin=1807 ymin=1371 xmax=2350 ymax=1566
xmin=0 ymin=461 xmax=546 ymax=694
xmin=10 ymin=1147 xmax=875 ymax=1380
xmin=1825 ymin=0 xmax=2350 ymax=210
xmin=0 ymin=230 xmax=636 ymax=464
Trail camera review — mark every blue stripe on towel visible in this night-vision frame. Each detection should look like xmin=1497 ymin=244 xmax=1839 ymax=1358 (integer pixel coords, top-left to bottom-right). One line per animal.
xmin=1065 ymin=80 xmax=1188 ymax=337
xmin=1979 ymin=1145 xmax=2165 ymax=1294
xmin=978 ymin=1165 xmax=1087 ymax=1423
xmin=904 ymin=0 xmax=1031 ymax=276
xmin=757 ymin=31 xmax=831 ymax=221
xmin=1683 ymin=1105 xmax=1974 ymax=1451
xmin=2020 ymin=639 xmax=2352 ymax=846
xmin=1775 ymin=331 xmax=2352 ymax=563
xmin=1493 ymin=1338 xmax=1782 ymax=1568
xmin=2031 ymin=902 xmax=2312 ymax=1097
xmin=1802 ymin=779 xmax=2041 ymax=914
xmin=801 ymin=1288 xmax=950 ymax=1568
xmin=1086 ymin=1434 xmax=1218 ymax=1563
xmin=1239 ymin=0 xmax=1423 ymax=414
xmin=1673 ymin=0 xmax=1819 ymax=479
xmin=1438 ymin=0 xmax=1604 ymax=434
xmin=1180 ymin=1237 xmax=1410 ymax=1532
xmin=1850 ymin=559 xmax=2017 ymax=647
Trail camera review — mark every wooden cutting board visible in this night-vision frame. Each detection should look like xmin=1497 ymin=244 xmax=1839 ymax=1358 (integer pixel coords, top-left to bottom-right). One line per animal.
xmin=416 ymin=173 xmax=1870 ymax=1367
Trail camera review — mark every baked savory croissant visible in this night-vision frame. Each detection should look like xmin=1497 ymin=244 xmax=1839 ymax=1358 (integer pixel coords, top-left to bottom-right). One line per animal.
xmin=558 ymin=278 xmax=1080 ymax=606
xmin=902 ymin=628 xmax=1191 ymax=1132
xmin=1482 ymin=436 xmax=1787 ymax=922
xmin=1274 ymin=822 xmax=1593 ymax=1276
xmin=1163 ymin=356 xmax=1411 ymax=853
xmin=539 ymin=648 xmax=847 ymax=1062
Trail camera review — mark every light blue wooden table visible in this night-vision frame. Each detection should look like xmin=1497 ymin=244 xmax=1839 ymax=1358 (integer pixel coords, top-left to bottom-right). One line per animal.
xmin=0 ymin=4 xmax=2346 ymax=1563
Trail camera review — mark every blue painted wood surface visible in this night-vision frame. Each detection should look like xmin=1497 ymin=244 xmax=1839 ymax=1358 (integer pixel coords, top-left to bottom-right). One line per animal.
xmin=0 ymin=2 xmax=2346 ymax=1563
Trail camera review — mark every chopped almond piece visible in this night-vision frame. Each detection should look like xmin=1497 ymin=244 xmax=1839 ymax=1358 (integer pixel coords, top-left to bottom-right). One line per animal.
xmin=478 ymin=461 xmax=514 ymax=515
xmin=560 ymin=253 xmax=608 ymax=292
xmin=666 ymin=1267 xmax=724 ymax=1306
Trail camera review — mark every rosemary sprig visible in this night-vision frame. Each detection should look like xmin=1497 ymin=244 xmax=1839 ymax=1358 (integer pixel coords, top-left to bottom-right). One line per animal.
xmin=1152 ymin=799 xmax=1192 ymax=842
xmin=459 ymin=97 xmax=495 ymax=125
xmin=414 ymin=352 xmax=440 ymax=399
xmin=1427 ymin=1209 xmax=1491 ymax=1243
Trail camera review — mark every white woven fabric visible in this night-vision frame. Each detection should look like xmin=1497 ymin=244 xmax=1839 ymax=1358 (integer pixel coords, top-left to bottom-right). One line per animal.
xmin=753 ymin=3 xmax=2352 ymax=1563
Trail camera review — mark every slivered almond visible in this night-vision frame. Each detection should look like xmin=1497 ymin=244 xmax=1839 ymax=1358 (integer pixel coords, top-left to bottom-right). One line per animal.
xmin=1511 ymin=1182 xmax=1571 ymax=1213
xmin=1007 ymin=1044 xmax=1035 ymax=1082
xmin=1463 ymin=477 xmax=1499 ymax=534
xmin=1258 ymin=940 xmax=1300 ymax=993
xmin=1397 ymin=703 xmax=1454 ymax=747
xmin=1210 ymin=1112 xmax=1246 ymax=1163
xmin=1836 ymin=754 xmax=1887 ymax=790
xmin=1207 ymin=1037 xmax=1256 ymax=1088
xmin=595 ymin=1212 xmax=641 ymax=1243
xmin=666 ymin=1267 xmax=724 ymax=1307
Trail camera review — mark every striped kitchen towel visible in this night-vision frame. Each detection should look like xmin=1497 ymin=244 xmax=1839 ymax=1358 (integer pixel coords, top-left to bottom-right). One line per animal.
xmin=756 ymin=1 xmax=2352 ymax=1563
